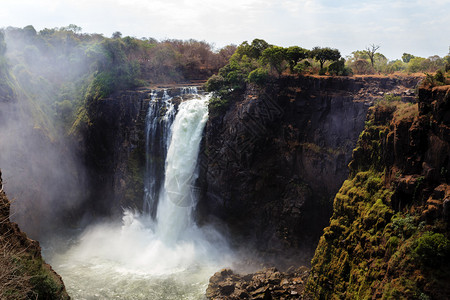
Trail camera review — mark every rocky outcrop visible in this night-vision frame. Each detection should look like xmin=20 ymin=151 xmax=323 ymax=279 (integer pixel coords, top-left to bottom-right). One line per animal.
xmin=0 ymin=170 xmax=69 ymax=299
xmin=207 ymin=267 xmax=310 ymax=300
xmin=198 ymin=75 xmax=420 ymax=257
xmin=307 ymin=85 xmax=450 ymax=299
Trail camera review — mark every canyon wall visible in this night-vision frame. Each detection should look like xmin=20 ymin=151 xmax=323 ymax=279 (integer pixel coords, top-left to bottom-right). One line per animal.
xmin=306 ymin=84 xmax=450 ymax=298
xmin=198 ymin=76 xmax=419 ymax=258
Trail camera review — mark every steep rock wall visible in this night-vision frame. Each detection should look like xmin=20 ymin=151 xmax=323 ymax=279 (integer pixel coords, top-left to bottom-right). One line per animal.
xmin=198 ymin=76 xmax=420 ymax=257
xmin=79 ymin=87 xmax=200 ymax=219
xmin=306 ymin=85 xmax=450 ymax=299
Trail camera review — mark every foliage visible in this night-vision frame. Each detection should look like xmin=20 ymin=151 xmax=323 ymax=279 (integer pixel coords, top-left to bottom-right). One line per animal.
xmin=248 ymin=67 xmax=269 ymax=85
xmin=402 ymin=53 xmax=415 ymax=63
xmin=328 ymin=58 xmax=351 ymax=76
xmin=260 ymin=46 xmax=287 ymax=75
xmin=408 ymin=57 xmax=428 ymax=73
xmin=2 ymin=25 xmax=235 ymax=135
xmin=364 ymin=44 xmax=380 ymax=68
xmin=383 ymin=93 xmax=402 ymax=102
xmin=413 ymin=232 xmax=450 ymax=267
xmin=318 ymin=67 xmax=327 ymax=75
xmin=285 ymin=46 xmax=309 ymax=72
xmin=350 ymin=59 xmax=373 ymax=74
xmin=235 ymin=38 xmax=270 ymax=59
xmin=422 ymin=69 xmax=449 ymax=87
xmin=386 ymin=59 xmax=406 ymax=73
xmin=310 ymin=46 xmax=341 ymax=69
xmin=208 ymin=96 xmax=229 ymax=115
xmin=307 ymin=99 xmax=449 ymax=299
xmin=292 ymin=60 xmax=311 ymax=74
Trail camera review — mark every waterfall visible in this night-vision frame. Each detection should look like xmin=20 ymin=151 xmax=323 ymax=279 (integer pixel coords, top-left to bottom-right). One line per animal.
xmin=143 ymin=89 xmax=176 ymax=217
xmin=156 ymin=96 xmax=209 ymax=242
xmin=144 ymin=87 xmax=208 ymax=241
xmin=49 ymin=88 xmax=231 ymax=300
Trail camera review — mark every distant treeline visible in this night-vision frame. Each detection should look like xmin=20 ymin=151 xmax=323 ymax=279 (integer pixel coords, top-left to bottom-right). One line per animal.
xmin=205 ymin=39 xmax=450 ymax=113
xmin=1 ymin=26 xmax=449 ymax=133
xmin=0 ymin=25 xmax=235 ymax=133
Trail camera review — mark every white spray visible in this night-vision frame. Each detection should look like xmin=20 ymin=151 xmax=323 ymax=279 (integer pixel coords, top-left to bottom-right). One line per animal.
xmin=49 ymin=91 xmax=231 ymax=300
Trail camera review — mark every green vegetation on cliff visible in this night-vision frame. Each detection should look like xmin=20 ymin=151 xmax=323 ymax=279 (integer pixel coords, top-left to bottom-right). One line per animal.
xmin=307 ymin=88 xmax=450 ymax=299
xmin=1 ymin=25 xmax=235 ymax=135
xmin=0 ymin=171 xmax=69 ymax=299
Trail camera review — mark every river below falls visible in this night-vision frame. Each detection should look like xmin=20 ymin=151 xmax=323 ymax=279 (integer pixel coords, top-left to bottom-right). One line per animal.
xmin=46 ymin=210 xmax=231 ymax=300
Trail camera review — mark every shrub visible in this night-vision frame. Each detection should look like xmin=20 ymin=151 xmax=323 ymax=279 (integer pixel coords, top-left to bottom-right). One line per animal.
xmin=293 ymin=61 xmax=311 ymax=74
xmin=248 ymin=67 xmax=269 ymax=85
xmin=383 ymin=94 xmax=402 ymax=102
xmin=319 ymin=67 xmax=328 ymax=75
xmin=208 ymin=96 xmax=229 ymax=114
xmin=328 ymin=58 xmax=351 ymax=76
xmin=351 ymin=59 xmax=374 ymax=74
xmin=413 ymin=231 xmax=450 ymax=267
xmin=205 ymin=74 xmax=225 ymax=92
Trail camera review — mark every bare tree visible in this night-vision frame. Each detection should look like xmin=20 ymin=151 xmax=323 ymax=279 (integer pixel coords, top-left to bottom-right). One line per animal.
xmin=365 ymin=44 xmax=380 ymax=68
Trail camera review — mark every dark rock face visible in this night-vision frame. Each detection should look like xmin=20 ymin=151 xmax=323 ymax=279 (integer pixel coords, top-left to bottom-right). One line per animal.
xmin=80 ymin=87 xmax=203 ymax=219
xmin=198 ymin=76 xmax=420 ymax=256
xmin=307 ymin=85 xmax=450 ymax=299
xmin=81 ymin=90 xmax=150 ymax=218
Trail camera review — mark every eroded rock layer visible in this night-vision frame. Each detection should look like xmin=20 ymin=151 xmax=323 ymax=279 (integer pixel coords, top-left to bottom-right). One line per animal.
xmin=199 ymin=76 xmax=420 ymax=257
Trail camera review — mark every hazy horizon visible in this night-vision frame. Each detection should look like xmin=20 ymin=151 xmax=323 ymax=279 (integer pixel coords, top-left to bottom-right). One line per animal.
xmin=1 ymin=0 xmax=449 ymax=60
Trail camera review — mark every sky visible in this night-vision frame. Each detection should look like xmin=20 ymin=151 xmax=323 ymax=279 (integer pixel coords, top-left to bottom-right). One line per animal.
xmin=0 ymin=0 xmax=449 ymax=60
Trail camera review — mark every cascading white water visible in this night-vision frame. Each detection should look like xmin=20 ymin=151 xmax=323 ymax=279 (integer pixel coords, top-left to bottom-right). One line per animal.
xmin=143 ymin=89 xmax=176 ymax=217
xmin=48 ymin=89 xmax=232 ymax=300
xmin=156 ymin=97 xmax=208 ymax=242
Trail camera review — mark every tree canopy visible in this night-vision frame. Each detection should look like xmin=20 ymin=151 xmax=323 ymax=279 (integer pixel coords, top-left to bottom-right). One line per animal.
xmin=310 ymin=47 xmax=341 ymax=69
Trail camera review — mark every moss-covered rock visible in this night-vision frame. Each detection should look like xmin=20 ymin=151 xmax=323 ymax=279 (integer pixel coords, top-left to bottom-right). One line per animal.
xmin=307 ymin=85 xmax=450 ymax=299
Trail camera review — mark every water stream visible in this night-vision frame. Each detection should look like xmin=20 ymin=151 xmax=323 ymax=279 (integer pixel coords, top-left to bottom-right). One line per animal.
xmin=49 ymin=90 xmax=231 ymax=299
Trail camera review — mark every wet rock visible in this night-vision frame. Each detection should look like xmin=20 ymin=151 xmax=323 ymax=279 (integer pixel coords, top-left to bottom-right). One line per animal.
xmin=206 ymin=266 xmax=310 ymax=299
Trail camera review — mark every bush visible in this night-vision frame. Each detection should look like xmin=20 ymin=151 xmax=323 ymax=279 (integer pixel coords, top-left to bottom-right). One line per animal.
xmin=328 ymin=58 xmax=351 ymax=76
xmin=205 ymin=74 xmax=225 ymax=92
xmin=413 ymin=231 xmax=450 ymax=267
xmin=248 ymin=67 xmax=269 ymax=85
xmin=384 ymin=94 xmax=402 ymax=102
xmin=293 ymin=61 xmax=311 ymax=74
xmin=319 ymin=67 xmax=328 ymax=75
xmin=208 ymin=96 xmax=229 ymax=114
xmin=351 ymin=59 xmax=374 ymax=74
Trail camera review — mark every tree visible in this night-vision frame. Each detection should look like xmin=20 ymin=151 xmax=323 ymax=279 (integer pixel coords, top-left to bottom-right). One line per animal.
xmin=23 ymin=25 xmax=37 ymax=37
xmin=285 ymin=46 xmax=309 ymax=72
xmin=248 ymin=38 xmax=270 ymax=59
xmin=260 ymin=46 xmax=286 ymax=76
xmin=364 ymin=44 xmax=380 ymax=68
xmin=112 ymin=31 xmax=122 ymax=39
xmin=310 ymin=47 xmax=341 ymax=69
xmin=328 ymin=58 xmax=351 ymax=76
xmin=402 ymin=53 xmax=415 ymax=63
xmin=351 ymin=59 xmax=373 ymax=74
xmin=235 ymin=39 xmax=270 ymax=60
xmin=63 ymin=24 xmax=82 ymax=33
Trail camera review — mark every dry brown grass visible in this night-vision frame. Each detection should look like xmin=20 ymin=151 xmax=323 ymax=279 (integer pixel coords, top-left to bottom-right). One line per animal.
xmin=393 ymin=102 xmax=419 ymax=122
xmin=0 ymin=239 xmax=33 ymax=300
xmin=0 ymin=196 xmax=34 ymax=300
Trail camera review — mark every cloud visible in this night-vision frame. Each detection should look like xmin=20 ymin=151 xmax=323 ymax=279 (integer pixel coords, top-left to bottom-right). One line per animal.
xmin=0 ymin=0 xmax=449 ymax=59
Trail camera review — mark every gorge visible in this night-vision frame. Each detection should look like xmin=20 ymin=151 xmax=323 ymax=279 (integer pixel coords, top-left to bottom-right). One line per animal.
xmin=0 ymin=28 xmax=449 ymax=299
